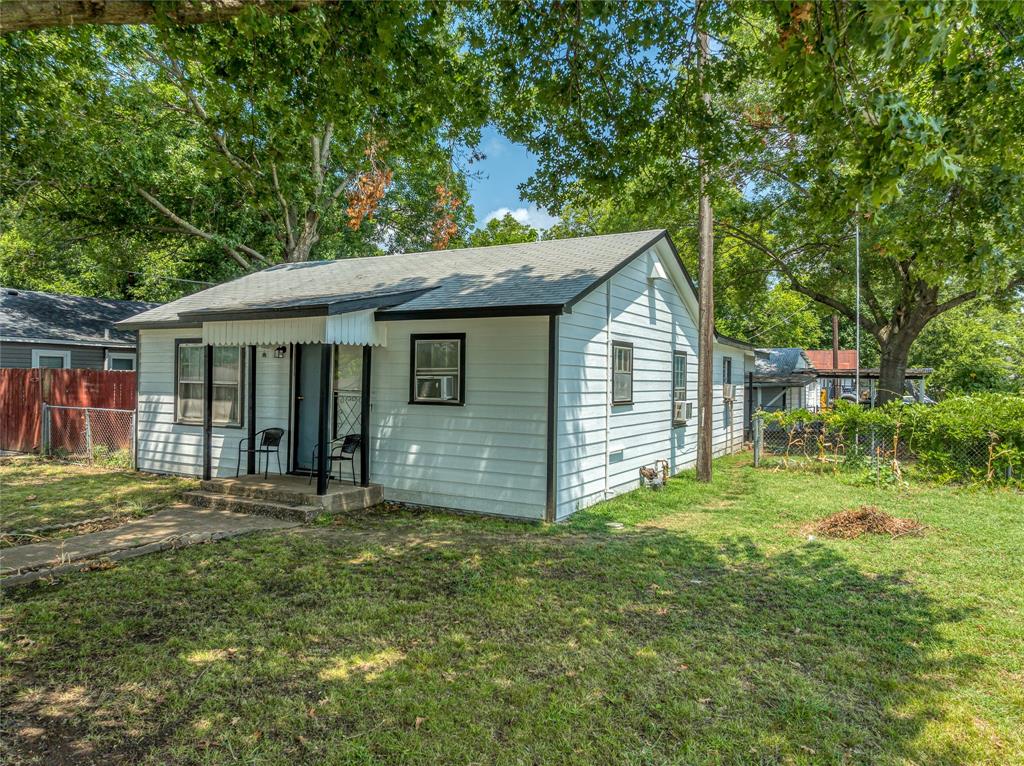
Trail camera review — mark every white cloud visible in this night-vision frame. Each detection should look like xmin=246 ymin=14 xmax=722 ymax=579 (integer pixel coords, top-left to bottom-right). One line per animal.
xmin=483 ymin=206 xmax=560 ymax=230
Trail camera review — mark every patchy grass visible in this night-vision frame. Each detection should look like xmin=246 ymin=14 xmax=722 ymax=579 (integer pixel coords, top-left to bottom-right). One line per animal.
xmin=1 ymin=454 xmax=1022 ymax=765
xmin=0 ymin=458 xmax=196 ymax=537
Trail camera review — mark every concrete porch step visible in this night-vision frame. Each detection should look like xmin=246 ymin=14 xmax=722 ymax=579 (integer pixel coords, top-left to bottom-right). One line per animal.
xmin=182 ymin=490 xmax=324 ymax=524
xmin=198 ymin=475 xmax=383 ymax=514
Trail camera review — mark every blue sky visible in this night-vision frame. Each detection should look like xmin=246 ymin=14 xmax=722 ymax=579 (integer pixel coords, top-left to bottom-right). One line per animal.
xmin=465 ymin=126 xmax=560 ymax=230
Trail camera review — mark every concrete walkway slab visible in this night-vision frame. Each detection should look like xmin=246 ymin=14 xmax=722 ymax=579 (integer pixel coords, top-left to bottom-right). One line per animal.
xmin=1 ymin=505 xmax=297 ymax=576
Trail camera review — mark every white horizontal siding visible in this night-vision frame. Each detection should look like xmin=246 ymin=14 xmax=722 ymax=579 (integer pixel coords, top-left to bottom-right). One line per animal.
xmin=556 ymin=249 xmax=700 ymax=518
xmin=555 ymin=248 xmax=752 ymax=519
xmin=136 ymin=329 xmax=290 ymax=478
xmin=370 ymin=316 xmax=548 ymax=520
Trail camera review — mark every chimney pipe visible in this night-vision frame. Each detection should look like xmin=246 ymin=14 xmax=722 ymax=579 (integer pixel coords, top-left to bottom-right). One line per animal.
xmin=831 ymin=314 xmax=839 ymax=371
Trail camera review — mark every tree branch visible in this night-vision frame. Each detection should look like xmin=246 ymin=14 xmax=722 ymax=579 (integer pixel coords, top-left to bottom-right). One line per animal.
xmin=135 ymin=187 xmax=260 ymax=271
xmin=717 ymin=219 xmax=881 ymax=335
xmin=271 ymin=163 xmax=296 ymax=252
xmin=1 ymin=0 xmax=322 ymax=33
xmin=154 ymin=55 xmax=255 ymax=177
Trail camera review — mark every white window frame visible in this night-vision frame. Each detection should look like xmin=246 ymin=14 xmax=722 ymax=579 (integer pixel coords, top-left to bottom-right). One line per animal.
xmin=611 ymin=340 xmax=634 ymax=405
xmin=175 ymin=341 xmax=244 ymax=428
xmin=105 ymin=351 xmax=136 ymax=371
xmin=672 ymin=350 xmax=688 ymax=426
xmin=31 ymin=349 xmax=70 ymax=369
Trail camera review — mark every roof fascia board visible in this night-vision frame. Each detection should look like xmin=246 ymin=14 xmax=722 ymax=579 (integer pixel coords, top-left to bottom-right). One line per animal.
xmin=177 ymin=305 xmax=330 ymax=323
xmin=118 ymin=320 xmax=203 ymax=331
xmin=715 ymin=334 xmax=756 ymax=352
xmin=660 ymin=231 xmax=757 ymax=354
xmin=326 ymin=287 xmax=438 ymax=315
xmin=376 ymin=304 xmax=561 ymax=321
xmin=0 ymin=335 xmax=136 ymax=348
xmin=561 ymin=230 xmax=670 ymax=313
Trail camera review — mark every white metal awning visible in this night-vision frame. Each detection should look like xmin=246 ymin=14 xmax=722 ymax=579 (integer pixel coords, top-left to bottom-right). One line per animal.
xmin=201 ymin=309 xmax=387 ymax=347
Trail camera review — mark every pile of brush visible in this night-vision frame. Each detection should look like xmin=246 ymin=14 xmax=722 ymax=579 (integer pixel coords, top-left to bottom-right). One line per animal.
xmin=804 ymin=505 xmax=925 ymax=539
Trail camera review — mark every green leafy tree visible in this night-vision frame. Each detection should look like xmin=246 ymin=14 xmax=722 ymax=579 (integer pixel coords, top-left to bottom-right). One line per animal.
xmin=470 ymin=1 xmax=1024 ymax=403
xmin=2 ymin=5 xmax=485 ymax=287
xmin=467 ymin=213 xmax=539 ymax=247
xmin=911 ymin=304 xmax=1024 ymax=395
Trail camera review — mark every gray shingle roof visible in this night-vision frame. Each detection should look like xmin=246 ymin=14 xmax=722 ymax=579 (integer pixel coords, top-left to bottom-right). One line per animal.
xmin=755 ymin=348 xmax=809 ymax=376
xmin=119 ymin=230 xmax=667 ymax=328
xmin=0 ymin=288 xmax=158 ymax=345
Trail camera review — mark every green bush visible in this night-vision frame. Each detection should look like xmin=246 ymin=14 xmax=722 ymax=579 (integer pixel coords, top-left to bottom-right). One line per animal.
xmin=760 ymin=394 xmax=1024 ymax=486
xmin=91 ymin=445 xmax=134 ymax=470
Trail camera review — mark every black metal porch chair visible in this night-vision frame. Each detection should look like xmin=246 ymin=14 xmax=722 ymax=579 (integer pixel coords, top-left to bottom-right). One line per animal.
xmin=308 ymin=433 xmax=361 ymax=488
xmin=235 ymin=427 xmax=285 ymax=479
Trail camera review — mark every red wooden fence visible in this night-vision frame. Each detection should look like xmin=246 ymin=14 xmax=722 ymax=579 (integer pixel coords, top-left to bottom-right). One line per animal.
xmin=0 ymin=368 xmax=136 ymax=453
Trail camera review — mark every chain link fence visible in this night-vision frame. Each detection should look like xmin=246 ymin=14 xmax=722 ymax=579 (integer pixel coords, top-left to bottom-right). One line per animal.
xmin=752 ymin=413 xmax=1019 ymax=486
xmin=42 ymin=405 xmax=135 ymax=467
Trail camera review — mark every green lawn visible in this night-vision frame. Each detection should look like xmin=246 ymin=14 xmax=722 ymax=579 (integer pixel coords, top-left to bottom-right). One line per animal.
xmin=0 ymin=458 xmax=196 ymax=538
xmin=1 ymin=455 xmax=1021 ymax=765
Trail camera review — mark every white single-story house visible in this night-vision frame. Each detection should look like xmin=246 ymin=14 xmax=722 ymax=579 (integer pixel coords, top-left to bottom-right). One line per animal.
xmin=118 ymin=230 xmax=754 ymax=522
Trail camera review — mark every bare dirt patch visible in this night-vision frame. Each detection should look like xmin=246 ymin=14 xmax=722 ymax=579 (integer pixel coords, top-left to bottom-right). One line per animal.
xmin=803 ymin=506 xmax=926 ymax=539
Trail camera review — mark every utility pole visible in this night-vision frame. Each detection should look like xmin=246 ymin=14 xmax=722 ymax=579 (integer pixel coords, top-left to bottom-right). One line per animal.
xmin=854 ymin=206 xmax=861 ymax=401
xmin=695 ymin=23 xmax=714 ymax=483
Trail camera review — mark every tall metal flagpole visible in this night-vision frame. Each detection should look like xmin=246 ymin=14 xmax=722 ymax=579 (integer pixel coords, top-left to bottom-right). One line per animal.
xmin=855 ymin=206 xmax=861 ymax=402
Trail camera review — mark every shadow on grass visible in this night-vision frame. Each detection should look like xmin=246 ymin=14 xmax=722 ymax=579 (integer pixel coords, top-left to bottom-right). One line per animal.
xmin=2 ymin=520 xmax=978 ymax=765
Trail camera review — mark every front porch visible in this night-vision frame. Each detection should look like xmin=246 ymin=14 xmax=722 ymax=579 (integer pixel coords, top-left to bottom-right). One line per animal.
xmin=184 ymin=474 xmax=384 ymax=524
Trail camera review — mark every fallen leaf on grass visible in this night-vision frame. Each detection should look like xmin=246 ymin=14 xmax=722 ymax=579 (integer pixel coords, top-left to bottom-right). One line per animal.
xmin=414 ymin=716 xmax=426 ymax=729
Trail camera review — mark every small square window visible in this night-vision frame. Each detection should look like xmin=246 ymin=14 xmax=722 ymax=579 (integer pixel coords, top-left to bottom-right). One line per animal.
xmin=410 ymin=334 xmax=465 ymax=405
xmin=32 ymin=349 xmax=70 ymax=369
xmin=612 ymin=341 xmax=633 ymax=404
xmin=106 ymin=353 xmax=136 ymax=371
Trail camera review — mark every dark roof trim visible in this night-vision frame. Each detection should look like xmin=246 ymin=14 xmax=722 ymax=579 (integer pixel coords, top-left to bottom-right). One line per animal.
xmin=715 ymin=333 xmax=756 ymax=351
xmin=121 ymin=321 xmax=203 ymax=331
xmin=177 ymin=305 xmax=330 ymax=323
xmin=0 ymin=335 xmax=136 ymax=348
xmin=752 ymin=372 xmax=818 ymax=386
xmin=165 ymin=288 xmax=442 ymax=325
xmin=658 ymin=235 xmax=756 ymax=352
xmin=327 ymin=288 xmax=437 ymax=315
xmin=377 ymin=304 xmax=562 ymax=322
xmin=562 ymin=230 xmax=668 ymax=313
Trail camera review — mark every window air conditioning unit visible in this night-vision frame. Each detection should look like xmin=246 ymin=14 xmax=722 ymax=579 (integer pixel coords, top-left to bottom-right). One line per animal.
xmin=722 ymin=383 xmax=736 ymax=402
xmin=441 ymin=375 xmax=455 ymax=401
xmin=673 ymin=401 xmax=693 ymax=423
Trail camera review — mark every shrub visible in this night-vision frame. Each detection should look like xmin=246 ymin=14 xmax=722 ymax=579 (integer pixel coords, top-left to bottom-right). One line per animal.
xmin=759 ymin=394 xmax=1024 ymax=486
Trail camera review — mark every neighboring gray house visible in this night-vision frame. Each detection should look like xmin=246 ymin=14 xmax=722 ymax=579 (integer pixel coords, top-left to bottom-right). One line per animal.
xmin=0 ymin=288 xmax=156 ymax=371
xmin=751 ymin=347 xmax=820 ymax=413
xmin=118 ymin=230 xmax=755 ymax=522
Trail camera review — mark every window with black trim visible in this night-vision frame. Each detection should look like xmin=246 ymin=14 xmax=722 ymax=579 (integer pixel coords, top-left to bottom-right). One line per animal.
xmin=672 ymin=351 xmax=688 ymax=425
xmin=410 ymin=334 xmax=465 ymax=405
xmin=175 ymin=340 xmax=244 ymax=426
xmin=612 ymin=341 xmax=633 ymax=404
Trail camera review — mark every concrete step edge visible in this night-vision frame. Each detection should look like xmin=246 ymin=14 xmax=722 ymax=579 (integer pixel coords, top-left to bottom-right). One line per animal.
xmin=183 ymin=491 xmax=321 ymax=523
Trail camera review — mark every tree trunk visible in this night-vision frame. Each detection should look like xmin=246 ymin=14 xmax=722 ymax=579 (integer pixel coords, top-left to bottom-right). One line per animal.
xmin=286 ymin=211 xmax=320 ymax=262
xmin=695 ymin=26 xmax=714 ymax=482
xmin=875 ymin=327 xmax=921 ymax=405
xmin=0 ymin=0 xmax=319 ymax=33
